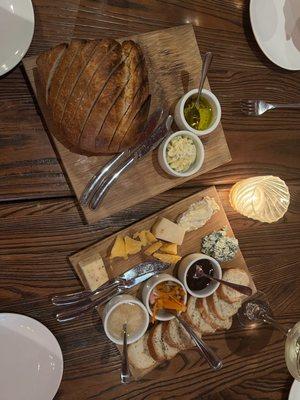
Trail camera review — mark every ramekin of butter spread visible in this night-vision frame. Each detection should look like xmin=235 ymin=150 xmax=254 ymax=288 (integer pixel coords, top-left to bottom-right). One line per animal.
xmin=158 ymin=130 xmax=204 ymax=177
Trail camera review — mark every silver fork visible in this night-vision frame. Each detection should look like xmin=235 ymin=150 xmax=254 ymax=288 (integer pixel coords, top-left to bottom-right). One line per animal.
xmin=241 ymin=100 xmax=300 ymax=116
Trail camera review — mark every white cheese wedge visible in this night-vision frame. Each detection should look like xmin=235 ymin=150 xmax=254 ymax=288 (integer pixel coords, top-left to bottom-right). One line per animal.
xmin=151 ymin=217 xmax=185 ymax=245
xmin=79 ymin=254 xmax=108 ymax=291
xmin=177 ymin=196 xmax=220 ymax=232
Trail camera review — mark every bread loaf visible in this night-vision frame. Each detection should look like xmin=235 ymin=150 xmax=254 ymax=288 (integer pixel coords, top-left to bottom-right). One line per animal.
xmin=36 ymin=38 xmax=150 ymax=155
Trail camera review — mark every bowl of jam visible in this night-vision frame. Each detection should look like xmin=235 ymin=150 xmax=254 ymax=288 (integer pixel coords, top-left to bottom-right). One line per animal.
xmin=178 ymin=253 xmax=222 ymax=297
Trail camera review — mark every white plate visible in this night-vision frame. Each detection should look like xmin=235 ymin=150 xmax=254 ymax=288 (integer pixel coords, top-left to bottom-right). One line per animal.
xmin=0 ymin=313 xmax=63 ymax=400
xmin=0 ymin=0 xmax=34 ymax=76
xmin=289 ymin=379 xmax=300 ymax=400
xmin=250 ymin=0 xmax=300 ymax=70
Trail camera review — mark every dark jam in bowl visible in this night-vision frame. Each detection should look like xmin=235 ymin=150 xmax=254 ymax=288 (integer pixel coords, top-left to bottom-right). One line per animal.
xmin=186 ymin=259 xmax=215 ymax=291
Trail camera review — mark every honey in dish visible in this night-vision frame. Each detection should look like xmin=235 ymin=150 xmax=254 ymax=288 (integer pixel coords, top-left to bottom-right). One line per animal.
xmin=184 ymin=96 xmax=213 ymax=131
xmin=107 ymin=302 xmax=145 ymax=341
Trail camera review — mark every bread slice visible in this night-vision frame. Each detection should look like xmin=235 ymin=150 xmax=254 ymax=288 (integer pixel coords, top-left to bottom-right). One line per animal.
xmin=36 ymin=43 xmax=66 ymax=103
xmin=128 ymin=332 xmax=156 ymax=371
xmin=54 ymin=40 xmax=97 ymax=125
xmin=98 ymin=41 xmax=144 ymax=150
xmin=147 ymin=323 xmax=165 ymax=362
xmin=161 ymin=322 xmax=179 ymax=360
xmin=80 ymin=41 xmax=136 ymax=153
xmin=197 ymin=298 xmax=232 ymax=331
xmin=219 ymin=269 xmax=250 ymax=303
xmin=183 ymin=296 xmax=215 ymax=335
xmin=62 ymin=38 xmax=118 ymax=149
xmin=48 ymin=40 xmax=84 ymax=111
xmin=163 ymin=318 xmax=194 ymax=351
xmin=208 ymin=291 xmax=241 ymax=320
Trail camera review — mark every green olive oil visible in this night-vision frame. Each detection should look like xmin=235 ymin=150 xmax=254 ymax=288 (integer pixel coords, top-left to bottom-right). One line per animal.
xmin=184 ymin=96 xmax=213 ymax=131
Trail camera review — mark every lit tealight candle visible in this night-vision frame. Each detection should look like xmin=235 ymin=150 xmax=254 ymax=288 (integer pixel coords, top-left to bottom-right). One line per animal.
xmin=229 ymin=176 xmax=290 ymax=223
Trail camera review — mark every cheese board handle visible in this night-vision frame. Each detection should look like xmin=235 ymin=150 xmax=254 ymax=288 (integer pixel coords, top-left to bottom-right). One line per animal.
xmin=175 ymin=313 xmax=223 ymax=371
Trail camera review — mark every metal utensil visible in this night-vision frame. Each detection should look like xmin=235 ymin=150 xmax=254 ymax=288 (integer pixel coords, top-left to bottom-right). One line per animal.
xmin=167 ymin=310 xmax=222 ymax=370
xmin=52 ymin=261 xmax=169 ymax=306
xmin=80 ymin=108 xmax=164 ymax=207
xmin=89 ymin=114 xmax=173 ymax=210
xmin=54 ymin=262 xmax=170 ymax=323
xmin=184 ymin=52 xmax=213 ymax=125
xmin=193 ymin=265 xmax=252 ymax=297
xmin=241 ymin=100 xmax=300 ymax=116
xmin=121 ymin=324 xmax=130 ymax=384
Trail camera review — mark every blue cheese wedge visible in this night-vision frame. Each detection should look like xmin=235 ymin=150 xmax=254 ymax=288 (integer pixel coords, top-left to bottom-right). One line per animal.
xmin=201 ymin=227 xmax=239 ymax=262
xmin=79 ymin=253 xmax=108 ymax=291
xmin=177 ymin=196 xmax=220 ymax=232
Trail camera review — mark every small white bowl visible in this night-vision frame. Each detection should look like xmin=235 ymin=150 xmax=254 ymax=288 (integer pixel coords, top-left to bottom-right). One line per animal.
xmin=142 ymin=273 xmax=187 ymax=321
xmin=178 ymin=253 xmax=222 ymax=298
xmin=174 ymin=88 xmax=221 ymax=136
xmin=158 ymin=130 xmax=205 ymax=177
xmin=103 ymin=294 xmax=149 ymax=345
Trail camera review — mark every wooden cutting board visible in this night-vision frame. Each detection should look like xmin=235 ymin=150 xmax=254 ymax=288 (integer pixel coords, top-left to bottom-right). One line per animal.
xmin=22 ymin=24 xmax=231 ymax=224
xmin=69 ymin=186 xmax=256 ymax=379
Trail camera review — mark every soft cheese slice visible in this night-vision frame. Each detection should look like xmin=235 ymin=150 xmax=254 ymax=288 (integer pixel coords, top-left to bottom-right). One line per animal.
xmin=177 ymin=196 xmax=220 ymax=232
xmin=151 ymin=217 xmax=185 ymax=245
xmin=79 ymin=254 xmax=108 ymax=291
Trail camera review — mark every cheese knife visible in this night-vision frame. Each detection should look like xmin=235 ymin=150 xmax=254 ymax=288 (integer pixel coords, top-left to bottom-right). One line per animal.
xmin=54 ymin=261 xmax=169 ymax=323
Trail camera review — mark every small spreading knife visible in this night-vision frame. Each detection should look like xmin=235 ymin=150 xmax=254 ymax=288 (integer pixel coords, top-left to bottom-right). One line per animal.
xmin=53 ymin=261 xmax=169 ymax=323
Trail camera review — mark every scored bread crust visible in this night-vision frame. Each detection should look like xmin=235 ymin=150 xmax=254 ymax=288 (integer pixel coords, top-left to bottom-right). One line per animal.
xmin=88 ymin=41 xmax=141 ymax=152
xmin=36 ymin=43 xmax=67 ymax=103
xmin=54 ymin=40 xmax=97 ymax=126
xmin=61 ymin=39 xmax=119 ymax=148
xmin=218 ymin=269 xmax=250 ymax=303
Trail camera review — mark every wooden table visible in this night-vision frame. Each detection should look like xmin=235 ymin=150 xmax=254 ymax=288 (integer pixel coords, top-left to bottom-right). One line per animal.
xmin=0 ymin=1 xmax=299 ymax=399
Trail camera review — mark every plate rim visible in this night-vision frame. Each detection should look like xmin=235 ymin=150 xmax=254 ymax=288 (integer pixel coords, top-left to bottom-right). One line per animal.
xmin=249 ymin=0 xmax=300 ymax=71
xmin=0 ymin=0 xmax=35 ymax=76
xmin=0 ymin=312 xmax=64 ymax=400
xmin=289 ymin=379 xmax=300 ymax=399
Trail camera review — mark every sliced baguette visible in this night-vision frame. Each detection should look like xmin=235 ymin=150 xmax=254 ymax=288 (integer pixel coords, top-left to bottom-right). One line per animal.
xmin=183 ymin=296 xmax=215 ymax=335
xmin=161 ymin=322 xmax=179 ymax=360
xmin=197 ymin=298 xmax=232 ymax=331
xmin=147 ymin=323 xmax=165 ymax=362
xmin=163 ymin=318 xmax=194 ymax=351
xmin=208 ymin=291 xmax=241 ymax=320
xmin=219 ymin=269 xmax=250 ymax=303
xmin=128 ymin=332 xmax=156 ymax=371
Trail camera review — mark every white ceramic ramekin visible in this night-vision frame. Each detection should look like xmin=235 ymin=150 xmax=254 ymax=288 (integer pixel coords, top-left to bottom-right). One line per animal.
xmin=158 ymin=130 xmax=205 ymax=177
xmin=142 ymin=273 xmax=187 ymax=321
xmin=178 ymin=253 xmax=222 ymax=298
xmin=174 ymin=88 xmax=221 ymax=136
xmin=103 ymin=294 xmax=149 ymax=345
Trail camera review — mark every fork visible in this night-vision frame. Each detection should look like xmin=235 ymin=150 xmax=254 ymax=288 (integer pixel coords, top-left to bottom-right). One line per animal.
xmin=241 ymin=100 xmax=300 ymax=116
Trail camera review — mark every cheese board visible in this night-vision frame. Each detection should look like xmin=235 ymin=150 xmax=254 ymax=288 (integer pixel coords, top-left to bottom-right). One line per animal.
xmin=69 ymin=186 xmax=256 ymax=379
xmin=22 ymin=25 xmax=231 ymax=224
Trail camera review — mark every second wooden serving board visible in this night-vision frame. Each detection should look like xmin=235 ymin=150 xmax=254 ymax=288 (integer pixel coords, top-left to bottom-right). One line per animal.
xmin=70 ymin=186 xmax=256 ymax=379
xmin=22 ymin=24 xmax=231 ymax=224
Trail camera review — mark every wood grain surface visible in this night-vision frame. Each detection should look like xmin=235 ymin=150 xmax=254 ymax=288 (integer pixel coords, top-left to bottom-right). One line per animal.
xmin=1 ymin=0 xmax=300 ymax=399
xmin=23 ymin=24 xmax=231 ymax=223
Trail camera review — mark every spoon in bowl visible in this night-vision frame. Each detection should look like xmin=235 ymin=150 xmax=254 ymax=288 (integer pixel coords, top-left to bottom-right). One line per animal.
xmin=193 ymin=265 xmax=253 ymax=297
xmin=184 ymin=52 xmax=213 ymax=126
xmin=120 ymin=323 xmax=130 ymax=384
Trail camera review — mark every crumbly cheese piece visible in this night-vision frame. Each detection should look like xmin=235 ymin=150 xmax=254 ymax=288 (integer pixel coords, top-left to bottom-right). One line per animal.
xmin=151 ymin=217 xmax=185 ymax=245
xmin=177 ymin=196 xmax=220 ymax=232
xmin=79 ymin=254 xmax=108 ymax=291
xmin=166 ymin=135 xmax=197 ymax=173
xmin=110 ymin=235 xmax=127 ymax=259
xmin=201 ymin=227 xmax=239 ymax=262
xmin=124 ymin=236 xmax=142 ymax=255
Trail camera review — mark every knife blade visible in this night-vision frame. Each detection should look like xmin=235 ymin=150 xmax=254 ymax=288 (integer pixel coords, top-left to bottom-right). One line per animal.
xmin=120 ymin=261 xmax=170 ymax=282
